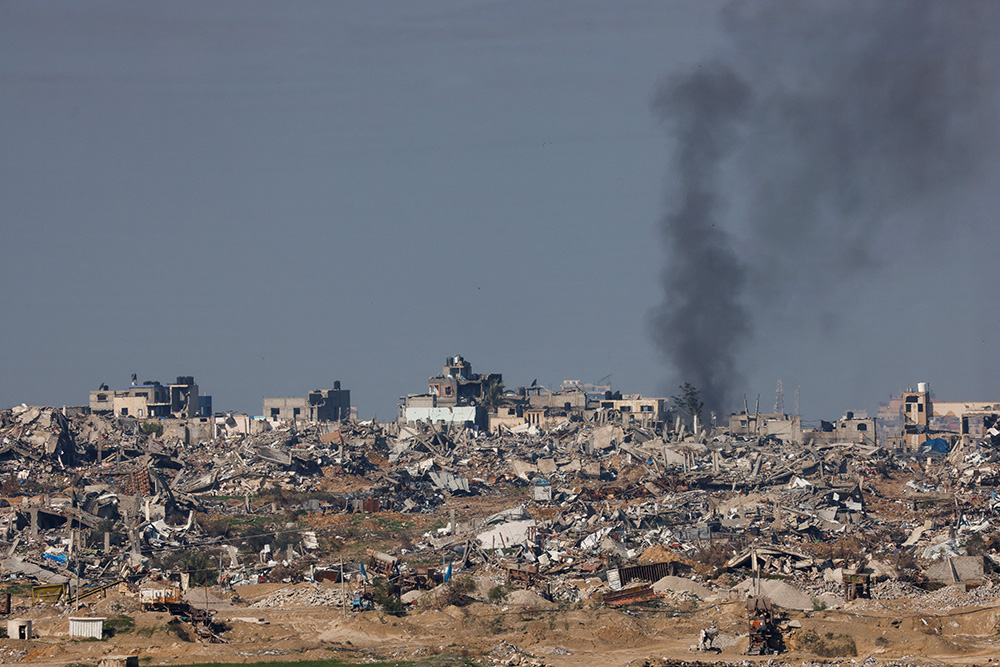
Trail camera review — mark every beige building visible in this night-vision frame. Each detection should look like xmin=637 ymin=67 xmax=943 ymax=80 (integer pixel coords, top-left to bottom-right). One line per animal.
xmin=263 ymin=384 xmax=351 ymax=422
xmin=524 ymin=407 xmax=566 ymax=431
xmin=729 ymin=412 xmax=804 ymax=442
xmin=488 ymin=406 xmax=524 ymax=434
xmin=89 ymin=376 xmax=206 ymax=419
xmin=593 ymin=395 xmax=667 ymax=425
xmin=812 ymin=412 xmax=877 ymax=446
xmin=526 ymin=387 xmax=587 ymax=411
xmin=894 ymin=382 xmax=1000 ymax=449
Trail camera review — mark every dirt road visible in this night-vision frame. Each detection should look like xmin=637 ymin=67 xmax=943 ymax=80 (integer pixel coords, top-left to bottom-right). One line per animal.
xmin=9 ymin=583 xmax=1000 ymax=666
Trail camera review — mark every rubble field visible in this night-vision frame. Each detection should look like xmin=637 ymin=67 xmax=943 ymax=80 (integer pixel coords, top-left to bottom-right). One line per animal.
xmin=4 ymin=405 xmax=1000 ymax=666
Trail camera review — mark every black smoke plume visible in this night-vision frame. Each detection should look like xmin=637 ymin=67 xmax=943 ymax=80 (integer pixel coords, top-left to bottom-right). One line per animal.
xmin=650 ymin=64 xmax=751 ymax=415
xmin=651 ymin=1 xmax=999 ymax=416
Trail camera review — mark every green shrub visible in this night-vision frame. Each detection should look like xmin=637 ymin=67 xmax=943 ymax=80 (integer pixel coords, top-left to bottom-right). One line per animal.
xmin=151 ymin=550 xmax=218 ymax=586
xmin=2 ymin=582 xmax=31 ymax=596
xmin=104 ymin=614 xmax=135 ymax=637
xmin=487 ymin=584 xmax=510 ymax=604
xmin=442 ymin=576 xmax=476 ymax=607
xmin=799 ymin=629 xmax=857 ymax=657
xmin=485 ymin=614 xmax=507 ymax=635
xmin=370 ymin=577 xmax=405 ymax=616
xmin=140 ymin=422 xmax=164 ymax=437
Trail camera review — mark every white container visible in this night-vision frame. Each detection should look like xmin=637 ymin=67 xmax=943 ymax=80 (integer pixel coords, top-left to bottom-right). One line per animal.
xmin=69 ymin=617 xmax=105 ymax=639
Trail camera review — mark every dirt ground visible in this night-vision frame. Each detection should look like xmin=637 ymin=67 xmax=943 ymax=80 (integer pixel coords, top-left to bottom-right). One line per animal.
xmin=8 ymin=584 xmax=1000 ymax=667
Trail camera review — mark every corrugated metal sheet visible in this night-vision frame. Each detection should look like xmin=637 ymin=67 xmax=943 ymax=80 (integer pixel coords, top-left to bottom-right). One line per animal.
xmin=69 ymin=617 xmax=104 ymax=639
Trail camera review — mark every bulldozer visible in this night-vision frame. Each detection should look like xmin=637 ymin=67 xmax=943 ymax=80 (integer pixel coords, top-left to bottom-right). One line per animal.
xmin=746 ymin=597 xmax=782 ymax=655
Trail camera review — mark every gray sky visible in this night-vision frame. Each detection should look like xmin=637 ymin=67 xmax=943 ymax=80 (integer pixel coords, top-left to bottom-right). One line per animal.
xmin=3 ymin=1 xmax=999 ymax=423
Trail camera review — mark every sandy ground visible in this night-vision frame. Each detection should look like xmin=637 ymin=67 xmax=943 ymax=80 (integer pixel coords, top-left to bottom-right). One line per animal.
xmin=8 ymin=584 xmax=1000 ymax=667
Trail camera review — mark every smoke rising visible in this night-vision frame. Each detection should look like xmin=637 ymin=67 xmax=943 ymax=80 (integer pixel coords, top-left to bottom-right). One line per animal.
xmin=651 ymin=1 xmax=999 ymax=416
xmin=649 ymin=64 xmax=751 ymax=415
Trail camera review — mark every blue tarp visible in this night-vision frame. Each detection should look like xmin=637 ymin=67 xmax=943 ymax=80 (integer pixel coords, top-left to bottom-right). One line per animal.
xmin=920 ymin=437 xmax=951 ymax=454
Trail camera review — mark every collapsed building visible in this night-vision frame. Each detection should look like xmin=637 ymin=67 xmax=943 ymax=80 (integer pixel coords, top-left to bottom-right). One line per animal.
xmin=5 ymin=373 xmax=1000 ymax=661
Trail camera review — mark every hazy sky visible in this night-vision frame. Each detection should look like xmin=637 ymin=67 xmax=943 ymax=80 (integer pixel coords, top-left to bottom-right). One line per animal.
xmin=3 ymin=1 xmax=999 ymax=423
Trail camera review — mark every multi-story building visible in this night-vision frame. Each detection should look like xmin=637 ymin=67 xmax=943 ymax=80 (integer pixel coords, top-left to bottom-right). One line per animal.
xmin=594 ymin=393 xmax=668 ymax=425
xmin=894 ymin=382 xmax=1000 ymax=449
xmin=425 ymin=355 xmax=502 ymax=407
xmin=814 ymin=411 xmax=878 ymax=446
xmin=89 ymin=376 xmax=209 ymax=419
xmin=728 ymin=412 xmax=804 ymax=441
xmin=400 ymin=355 xmax=501 ymax=428
xmin=263 ymin=383 xmax=351 ymax=422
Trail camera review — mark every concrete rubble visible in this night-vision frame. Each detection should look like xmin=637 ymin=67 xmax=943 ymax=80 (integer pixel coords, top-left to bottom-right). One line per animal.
xmin=5 ymin=396 xmax=1000 ymax=663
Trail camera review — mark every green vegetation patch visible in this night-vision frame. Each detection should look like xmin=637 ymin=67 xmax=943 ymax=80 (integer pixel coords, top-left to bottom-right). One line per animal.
xmin=104 ymin=614 xmax=135 ymax=637
xmin=140 ymin=421 xmax=164 ymax=437
xmin=798 ymin=629 xmax=857 ymax=657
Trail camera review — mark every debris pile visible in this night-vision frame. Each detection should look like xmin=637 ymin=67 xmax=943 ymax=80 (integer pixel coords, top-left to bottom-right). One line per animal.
xmin=5 ymin=401 xmax=1000 ymax=660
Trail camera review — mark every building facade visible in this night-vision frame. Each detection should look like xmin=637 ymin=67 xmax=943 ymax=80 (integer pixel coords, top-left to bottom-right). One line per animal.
xmin=895 ymin=382 xmax=1000 ymax=448
xmin=400 ymin=356 xmax=499 ymax=428
xmin=263 ymin=383 xmax=351 ymax=422
xmin=89 ymin=376 xmax=209 ymax=419
xmin=426 ymin=355 xmax=502 ymax=407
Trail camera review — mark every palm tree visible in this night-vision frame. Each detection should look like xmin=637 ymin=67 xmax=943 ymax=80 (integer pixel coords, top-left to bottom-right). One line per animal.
xmin=481 ymin=377 xmax=506 ymax=412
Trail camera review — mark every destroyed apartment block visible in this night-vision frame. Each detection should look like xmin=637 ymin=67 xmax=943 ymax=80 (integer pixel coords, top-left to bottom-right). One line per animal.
xmin=401 ymin=355 xmax=672 ymax=435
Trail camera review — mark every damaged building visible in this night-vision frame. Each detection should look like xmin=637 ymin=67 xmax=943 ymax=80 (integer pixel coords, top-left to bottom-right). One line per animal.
xmin=89 ymin=375 xmax=210 ymax=419
xmin=884 ymin=382 xmax=1000 ymax=450
xmin=399 ymin=355 xmax=501 ymax=428
xmin=263 ymin=383 xmax=351 ymax=422
xmin=7 ymin=370 xmax=1000 ymax=664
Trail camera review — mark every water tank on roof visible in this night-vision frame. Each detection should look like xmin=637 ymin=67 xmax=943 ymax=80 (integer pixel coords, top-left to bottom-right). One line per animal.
xmin=918 ymin=382 xmax=929 ymax=394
